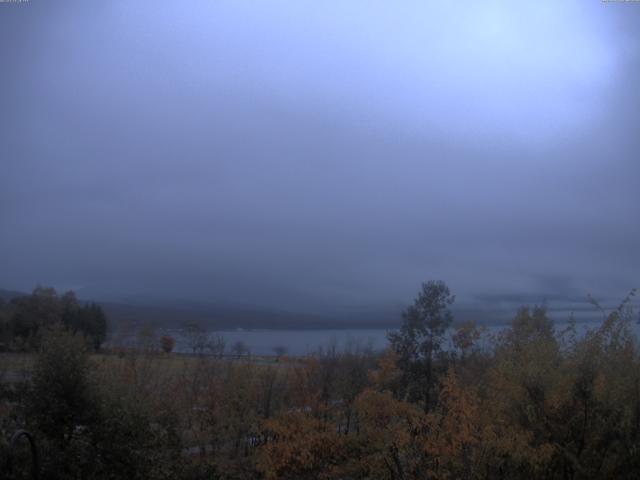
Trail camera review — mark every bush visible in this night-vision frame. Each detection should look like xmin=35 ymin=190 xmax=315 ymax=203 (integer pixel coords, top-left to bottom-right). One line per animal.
xmin=160 ymin=335 xmax=176 ymax=353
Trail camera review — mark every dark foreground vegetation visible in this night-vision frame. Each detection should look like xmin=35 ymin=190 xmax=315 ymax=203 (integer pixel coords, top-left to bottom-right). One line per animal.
xmin=0 ymin=286 xmax=107 ymax=352
xmin=1 ymin=282 xmax=639 ymax=479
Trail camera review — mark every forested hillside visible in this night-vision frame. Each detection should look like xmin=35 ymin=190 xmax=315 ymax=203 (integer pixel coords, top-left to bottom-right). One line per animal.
xmin=2 ymin=282 xmax=639 ymax=479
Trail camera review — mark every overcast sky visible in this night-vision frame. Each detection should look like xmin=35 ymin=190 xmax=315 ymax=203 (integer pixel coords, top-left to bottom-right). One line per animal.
xmin=1 ymin=1 xmax=638 ymax=315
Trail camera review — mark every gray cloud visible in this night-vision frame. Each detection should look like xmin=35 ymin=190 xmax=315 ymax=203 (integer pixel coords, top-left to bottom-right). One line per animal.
xmin=1 ymin=1 xmax=638 ymax=318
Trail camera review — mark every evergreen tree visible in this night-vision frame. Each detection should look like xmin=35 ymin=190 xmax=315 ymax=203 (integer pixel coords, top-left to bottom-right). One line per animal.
xmin=388 ymin=280 xmax=455 ymax=411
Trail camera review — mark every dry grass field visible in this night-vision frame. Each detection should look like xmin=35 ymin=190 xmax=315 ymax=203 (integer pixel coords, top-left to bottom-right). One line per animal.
xmin=0 ymin=350 xmax=294 ymax=386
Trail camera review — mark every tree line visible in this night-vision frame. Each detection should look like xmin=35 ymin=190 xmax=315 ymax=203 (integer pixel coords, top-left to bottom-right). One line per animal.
xmin=1 ymin=281 xmax=639 ymax=479
xmin=0 ymin=286 xmax=107 ymax=351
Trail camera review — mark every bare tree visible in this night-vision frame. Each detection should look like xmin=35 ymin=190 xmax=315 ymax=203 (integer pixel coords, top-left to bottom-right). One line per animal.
xmin=231 ymin=340 xmax=249 ymax=359
xmin=272 ymin=345 xmax=288 ymax=361
xmin=184 ymin=323 xmax=209 ymax=355
xmin=206 ymin=332 xmax=226 ymax=358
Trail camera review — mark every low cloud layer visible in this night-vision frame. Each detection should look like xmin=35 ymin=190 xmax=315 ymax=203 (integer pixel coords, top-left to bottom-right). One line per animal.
xmin=1 ymin=1 xmax=638 ymax=317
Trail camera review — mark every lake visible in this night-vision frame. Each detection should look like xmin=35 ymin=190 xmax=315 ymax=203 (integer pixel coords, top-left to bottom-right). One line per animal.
xmin=152 ymin=318 xmax=640 ymax=356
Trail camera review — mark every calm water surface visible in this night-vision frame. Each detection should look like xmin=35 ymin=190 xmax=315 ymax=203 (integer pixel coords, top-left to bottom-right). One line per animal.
xmin=156 ymin=319 xmax=639 ymax=356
